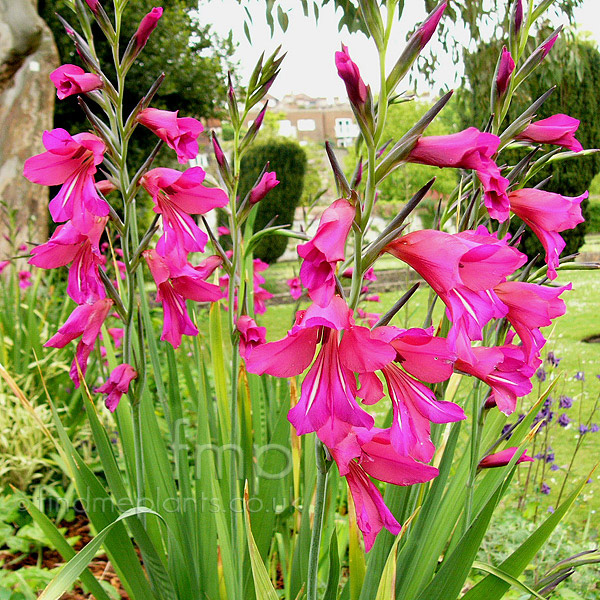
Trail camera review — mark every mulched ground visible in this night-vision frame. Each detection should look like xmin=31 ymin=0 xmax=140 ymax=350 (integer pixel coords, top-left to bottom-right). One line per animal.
xmin=0 ymin=514 xmax=129 ymax=599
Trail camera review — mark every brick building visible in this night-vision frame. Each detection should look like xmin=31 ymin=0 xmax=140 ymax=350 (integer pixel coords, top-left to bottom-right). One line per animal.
xmin=244 ymin=94 xmax=360 ymax=147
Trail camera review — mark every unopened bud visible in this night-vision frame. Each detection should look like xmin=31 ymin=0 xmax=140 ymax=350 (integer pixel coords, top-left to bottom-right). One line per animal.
xmin=249 ymin=171 xmax=279 ymax=204
xmin=134 ymin=7 xmax=163 ymax=52
xmin=495 ymin=46 xmax=515 ymax=101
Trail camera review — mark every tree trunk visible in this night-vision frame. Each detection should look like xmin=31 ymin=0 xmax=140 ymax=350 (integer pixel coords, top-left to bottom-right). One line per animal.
xmin=0 ymin=0 xmax=58 ymax=257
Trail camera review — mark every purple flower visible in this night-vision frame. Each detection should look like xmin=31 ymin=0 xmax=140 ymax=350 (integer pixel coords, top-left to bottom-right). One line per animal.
xmin=575 ymin=371 xmax=585 ymax=381
xmin=536 ymin=367 xmax=547 ymax=382
xmin=547 ymin=505 xmax=555 ymax=513
xmin=559 ymin=395 xmax=573 ymax=409
xmin=550 ymin=464 xmax=560 ymax=471
xmin=546 ymin=351 xmax=561 ymax=367
xmin=534 ymin=453 xmax=545 ymax=460
xmin=579 ymin=424 xmax=589 ymax=435
xmin=558 ymin=413 xmax=570 ymax=427
xmin=545 ymin=452 xmax=554 ymax=463
xmin=591 ymin=423 xmax=599 ymax=433
xmin=541 ymin=482 xmax=551 ymax=495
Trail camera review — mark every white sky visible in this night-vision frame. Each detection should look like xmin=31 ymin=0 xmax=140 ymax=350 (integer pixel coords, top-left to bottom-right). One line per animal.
xmin=198 ymin=0 xmax=600 ymax=99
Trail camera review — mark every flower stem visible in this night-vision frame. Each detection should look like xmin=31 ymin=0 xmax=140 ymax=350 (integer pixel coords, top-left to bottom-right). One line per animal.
xmin=307 ymin=438 xmax=329 ymax=600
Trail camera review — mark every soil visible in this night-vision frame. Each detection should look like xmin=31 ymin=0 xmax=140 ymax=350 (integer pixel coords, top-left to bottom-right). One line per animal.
xmin=0 ymin=514 xmax=129 ymax=599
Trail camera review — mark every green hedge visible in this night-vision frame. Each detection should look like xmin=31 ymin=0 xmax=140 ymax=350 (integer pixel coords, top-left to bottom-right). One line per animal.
xmin=239 ymin=139 xmax=307 ymax=263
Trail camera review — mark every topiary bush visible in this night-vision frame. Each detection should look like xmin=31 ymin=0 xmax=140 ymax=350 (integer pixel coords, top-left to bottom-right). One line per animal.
xmin=239 ymin=139 xmax=307 ymax=263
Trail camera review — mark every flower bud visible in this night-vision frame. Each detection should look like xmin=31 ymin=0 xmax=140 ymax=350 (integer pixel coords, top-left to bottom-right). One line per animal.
xmin=134 ymin=7 xmax=163 ymax=52
xmin=417 ymin=2 xmax=447 ymax=49
xmin=84 ymin=0 xmax=99 ymax=13
xmin=121 ymin=7 xmax=163 ymax=70
xmin=386 ymin=2 xmax=446 ymax=94
xmin=335 ymin=45 xmax=367 ymax=108
xmin=479 ymin=447 xmax=534 ymax=468
xmin=496 ymin=47 xmax=515 ymax=99
xmin=514 ymin=0 xmax=523 ymax=35
xmin=249 ymin=171 xmax=279 ymax=204
xmin=240 ymin=102 xmax=268 ymax=152
xmin=212 ymin=132 xmax=233 ymax=187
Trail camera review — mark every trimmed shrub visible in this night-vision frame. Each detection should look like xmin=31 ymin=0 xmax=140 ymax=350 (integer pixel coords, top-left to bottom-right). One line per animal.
xmin=239 ymin=139 xmax=307 ymax=263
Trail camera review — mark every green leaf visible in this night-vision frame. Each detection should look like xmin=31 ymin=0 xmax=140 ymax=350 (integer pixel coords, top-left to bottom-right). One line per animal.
xmin=470 ymin=562 xmax=545 ymax=599
xmin=277 ymin=5 xmax=289 ymax=31
xmin=39 ymin=507 xmax=162 ymax=600
xmin=14 ymin=492 xmax=111 ymax=600
xmin=243 ymin=484 xmax=279 ymax=600
xmin=324 ymin=528 xmax=341 ymax=600
xmin=348 ymin=492 xmax=366 ymax=600
xmin=416 ymin=486 xmax=503 ymax=600
xmin=375 ymin=535 xmax=401 ymax=600
xmin=461 ymin=470 xmax=595 ymax=600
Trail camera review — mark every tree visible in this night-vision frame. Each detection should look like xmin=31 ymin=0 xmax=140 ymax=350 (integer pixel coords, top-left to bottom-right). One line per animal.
xmin=39 ymin=0 xmax=235 ymax=168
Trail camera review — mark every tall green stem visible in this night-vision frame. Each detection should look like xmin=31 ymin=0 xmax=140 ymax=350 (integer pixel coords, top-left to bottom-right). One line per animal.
xmin=307 ymin=438 xmax=329 ymax=600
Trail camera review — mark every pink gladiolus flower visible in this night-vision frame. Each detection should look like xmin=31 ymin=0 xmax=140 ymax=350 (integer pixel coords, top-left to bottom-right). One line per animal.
xmin=298 ymin=199 xmax=355 ymax=307
xmin=249 ymin=172 xmax=279 ymax=204
xmin=365 ymin=294 xmax=379 ymax=302
xmin=324 ymin=424 xmax=439 ymax=551
xmin=141 ymin=167 xmax=228 ymax=266
xmin=455 ymin=344 xmax=537 ymax=415
xmin=0 ymin=260 xmax=9 ymax=274
xmin=45 ymin=298 xmax=113 ymax=386
xmin=379 ymin=362 xmax=464 ymax=462
xmin=494 ymin=281 xmax=571 ymax=362
xmin=417 ymin=2 xmax=447 ymax=49
xmin=107 ymin=327 xmax=124 ymax=348
xmin=217 ymin=226 xmax=230 ymax=236
xmin=96 ymin=364 xmax=137 ymax=412
xmin=50 ymin=64 xmax=103 ymax=100
xmin=29 ymin=217 xmax=107 ymax=303
xmin=335 ymin=45 xmax=367 ymax=107
xmin=237 ymin=316 xmax=267 ymax=359
xmin=516 ymin=114 xmax=583 ymax=152
xmin=144 ymin=249 xmax=223 ymax=348
xmin=286 ymin=276 xmax=303 ymax=300
xmin=479 ymin=447 xmax=533 ymax=468
xmin=345 ymin=461 xmax=401 ymax=551
xmin=496 ymin=47 xmax=515 ymax=98
xmin=386 ymin=228 xmax=526 ymax=350
xmin=354 ymin=326 xmax=462 ymax=460
xmin=18 ymin=271 xmax=32 ymax=289
xmin=134 ymin=7 xmax=163 ymax=52
xmin=246 ymin=296 xmax=395 ymax=436
xmin=356 ymin=308 xmax=380 ymax=328
xmin=137 ymin=107 xmax=203 ymax=164
xmin=407 ymin=128 xmax=510 ymax=221
xmin=23 ymin=129 xmax=108 ymax=229
xmin=509 ymin=188 xmax=586 ymax=279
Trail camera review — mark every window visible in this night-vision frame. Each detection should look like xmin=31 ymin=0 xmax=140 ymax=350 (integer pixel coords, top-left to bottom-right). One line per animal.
xmin=297 ymin=119 xmax=316 ymax=131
